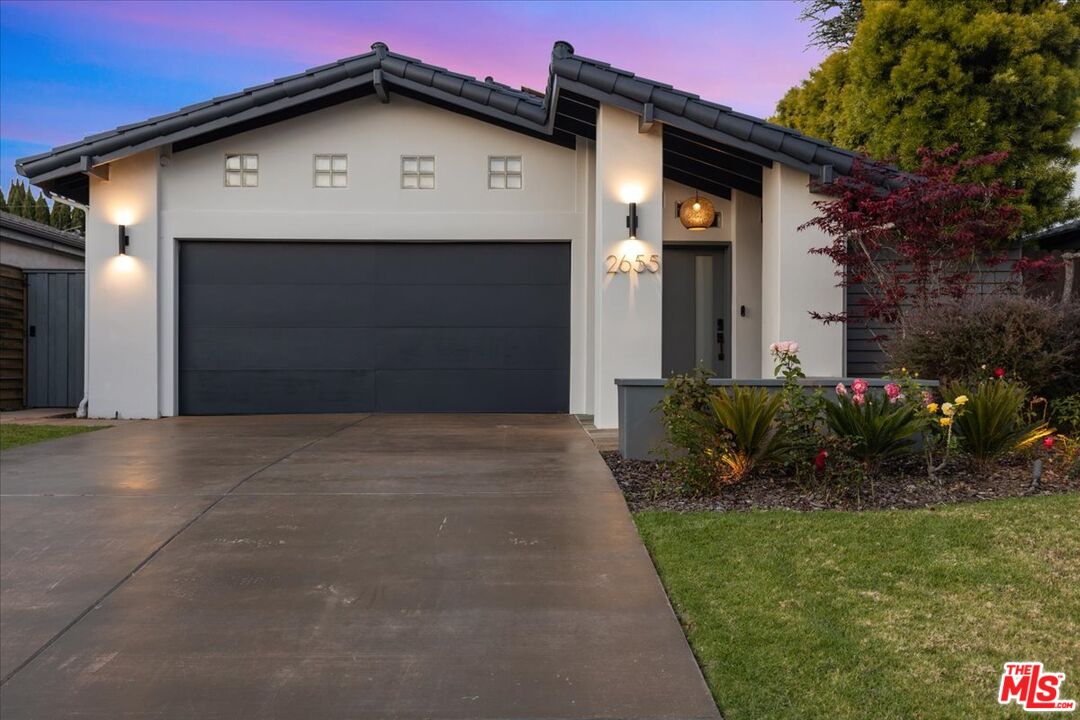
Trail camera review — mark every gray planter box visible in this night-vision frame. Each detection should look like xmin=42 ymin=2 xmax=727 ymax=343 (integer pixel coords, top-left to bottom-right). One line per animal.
xmin=615 ymin=377 xmax=939 ymax=460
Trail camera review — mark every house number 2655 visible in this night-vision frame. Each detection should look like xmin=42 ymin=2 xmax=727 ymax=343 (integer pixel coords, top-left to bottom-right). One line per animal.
xmin=605 ymin=254 xmax=660 ymax=274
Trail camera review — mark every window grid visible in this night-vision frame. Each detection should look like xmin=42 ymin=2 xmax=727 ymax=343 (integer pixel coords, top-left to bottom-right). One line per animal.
xmin=224 ymin=154 xmax=258 ymax=187
xmin=401 ymin=155 xmax=435 ymax=190
xmin=488 ymin=155 xmax=522 ymax=190
xmin=313 ymin=154 xmax=348 ymax=188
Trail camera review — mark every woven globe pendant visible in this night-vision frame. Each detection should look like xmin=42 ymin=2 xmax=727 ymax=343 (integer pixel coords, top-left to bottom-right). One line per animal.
xmin=679 ymin=194 xmax=715 ymax=231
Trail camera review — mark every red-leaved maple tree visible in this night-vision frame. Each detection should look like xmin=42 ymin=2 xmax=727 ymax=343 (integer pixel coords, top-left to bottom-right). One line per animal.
xmin=802 ymin=146 xmax=1023 ymax=338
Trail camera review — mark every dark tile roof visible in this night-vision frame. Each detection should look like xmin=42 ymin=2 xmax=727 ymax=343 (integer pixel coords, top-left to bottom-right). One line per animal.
xmin=0 ymin=210 xmax=85 ymax=251
xmin=17 ymin=41 xmax=896 ymax=202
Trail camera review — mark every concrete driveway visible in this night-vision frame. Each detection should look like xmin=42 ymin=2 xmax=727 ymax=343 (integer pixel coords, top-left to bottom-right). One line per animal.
xmin=0 ymin=414 xmax=718 ymax=719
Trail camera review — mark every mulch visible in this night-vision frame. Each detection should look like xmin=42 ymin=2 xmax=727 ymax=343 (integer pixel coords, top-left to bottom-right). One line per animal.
xmin=603 ymin=451 xmax=1079 ymax=512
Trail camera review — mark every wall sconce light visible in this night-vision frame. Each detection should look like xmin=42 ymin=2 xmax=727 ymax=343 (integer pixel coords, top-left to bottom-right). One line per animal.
xmin=118 ymin=225 xmax=130 ymax=254
xmin=626 ymin=202 xmax=639 ymax=239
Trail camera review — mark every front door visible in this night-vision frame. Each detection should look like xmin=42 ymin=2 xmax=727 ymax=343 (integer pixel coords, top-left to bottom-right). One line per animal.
xmin=662 ymin=245 xmax=730 ymax=378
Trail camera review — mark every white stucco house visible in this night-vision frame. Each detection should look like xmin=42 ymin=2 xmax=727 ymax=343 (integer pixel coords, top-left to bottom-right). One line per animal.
xmin=16 ymin=41 xmax=897 ymax=428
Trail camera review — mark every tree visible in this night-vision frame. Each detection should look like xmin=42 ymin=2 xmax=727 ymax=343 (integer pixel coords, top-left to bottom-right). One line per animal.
xmin=797 ymin=0 xmax=864 ymax=50
xmin=7 ymin=182 xmax=27 ymax=218
xmin=803 ymin=147 xmax=1023 ymax=338
xmin=33 ymin=194 xmax=50 ymax=225
xmin=51 ymin=201 xmax=71 ymax=230
xmin=0 ymin=186 xmax=7 ymax=214
xmin=71 ymin=206 xmax=86 ymax=233
xmin=777 ymin=0 xmax=1080 ymax=232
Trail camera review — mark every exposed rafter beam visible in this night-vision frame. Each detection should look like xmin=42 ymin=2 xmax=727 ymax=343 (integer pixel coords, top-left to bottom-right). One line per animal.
xmin=663 ymin=148 xmax=762 ymax=197
xmin=78 ymin=155 xmax=108 ymax=181
xmin=639 ymin=103 xmax=655 ymax=133
xmin=663 ymin=165 xmax=733 ymax=200
xmin=373 ymin=69 xmax=390 ymax=103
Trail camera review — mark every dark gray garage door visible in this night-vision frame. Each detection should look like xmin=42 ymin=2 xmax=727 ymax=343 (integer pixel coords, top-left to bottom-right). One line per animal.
xmin=178 ymin=241 xmax=570 ymax=414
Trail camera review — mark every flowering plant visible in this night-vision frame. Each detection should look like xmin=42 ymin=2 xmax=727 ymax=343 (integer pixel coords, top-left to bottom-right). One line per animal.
xmin=771 ymin=342 xmax=826 ymax=477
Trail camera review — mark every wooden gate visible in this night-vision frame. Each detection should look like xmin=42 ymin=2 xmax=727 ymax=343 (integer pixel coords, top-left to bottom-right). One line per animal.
xmin=0 ymin=264 xmax=26 ymax=410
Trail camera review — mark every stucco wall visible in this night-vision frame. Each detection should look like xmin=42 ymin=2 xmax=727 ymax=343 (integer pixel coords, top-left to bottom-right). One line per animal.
xmin=152 ymin=95 xmax=587 ymax=416
xmin=0 ymin=240 xmax=84 ymax=270
xmin=86 ymin=151 xmax=160 ymax=418
xmin=760 ymin=163 xmax=843 ymax=377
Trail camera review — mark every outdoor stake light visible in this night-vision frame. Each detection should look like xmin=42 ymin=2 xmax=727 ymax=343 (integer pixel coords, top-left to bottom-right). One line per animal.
xmin=118 ymin=225 xmax=130 ymax=254
xmin=626 ymin=202 xmax=638 ymax=239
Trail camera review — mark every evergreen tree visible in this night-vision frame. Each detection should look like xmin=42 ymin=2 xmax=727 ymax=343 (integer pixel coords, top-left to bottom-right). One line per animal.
xmin=33 ymin=194 xmax=51 ymax=225
xmin=0 ymin=185 xmax=7 ymax=213
xmin=71 ymin=206 xmax=86 ymax=233
xmin=7 ymin=182 xmax=26 ymax=218
xmin=51 ymin=201 xmax=71 ymax=230
xmin=775 ymin=0 xmax=1080 ymax=232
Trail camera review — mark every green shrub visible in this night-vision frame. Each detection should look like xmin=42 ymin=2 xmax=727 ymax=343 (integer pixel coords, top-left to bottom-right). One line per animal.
xmin=824 ymin=392 xmax=922 ymax=472
xmin=1050 ymin=393 xmax=1080 ymax=435
xmin=707 ymin=385 xmax=790 ymax=484
xmin=658 ymin=368 xmax=721 ymax=495
xmin=889 ymin=294 xmax=1080 ymax=399
xmin=943 ymin=380 xmax=1054 ymax=465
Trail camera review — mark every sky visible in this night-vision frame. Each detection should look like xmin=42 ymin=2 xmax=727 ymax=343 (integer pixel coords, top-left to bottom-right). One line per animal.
xmin=0 ymin=0 xmax=825 ymax=193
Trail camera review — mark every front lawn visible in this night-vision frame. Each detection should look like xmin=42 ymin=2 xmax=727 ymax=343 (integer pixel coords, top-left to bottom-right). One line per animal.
xmin=635 ymin=494 xmax=1079 ymax=720
xmin=0 ymin=423 xmax=105 ymax=451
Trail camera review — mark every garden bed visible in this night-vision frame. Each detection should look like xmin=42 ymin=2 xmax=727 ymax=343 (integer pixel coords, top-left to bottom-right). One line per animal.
xmin=604 ymin=450 xmax=1078 ymax=512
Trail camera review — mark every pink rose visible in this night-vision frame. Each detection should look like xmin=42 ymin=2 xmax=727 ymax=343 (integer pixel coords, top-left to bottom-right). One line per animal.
xmin=835 ymin=383 xmax=848 ymax=397
xmin=786 ymin=341 xmax=800 ymax=354
xmin=852 ymin=378 xmax=869 ymax=395
xmin=922 ymin=391 xmax=934 ymax=406
xmin=852 ymin=393 xmax=866 ymax=406
xmin=885 ymin=383 xmax=901 ymax=400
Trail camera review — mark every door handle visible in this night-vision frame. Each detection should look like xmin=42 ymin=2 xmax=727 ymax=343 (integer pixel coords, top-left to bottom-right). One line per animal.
xmin=28 ymin=325 xmax=36 ymax=338
xmin=716 ymin=318 xmax=724 ymax=332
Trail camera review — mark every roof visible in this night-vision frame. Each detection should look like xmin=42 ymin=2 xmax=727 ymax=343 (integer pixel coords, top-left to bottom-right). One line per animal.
xmin=1025 ymin=217 xmax=1080 ymax=251
xmin=0 ymin=210 xmax=85 ymax=256
xmin=17 ymin=40 xmax=897 ymax=204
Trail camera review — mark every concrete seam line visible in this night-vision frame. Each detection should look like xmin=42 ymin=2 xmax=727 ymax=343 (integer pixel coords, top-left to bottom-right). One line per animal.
xmin=0 ymin=415 xmax=371 ymax=687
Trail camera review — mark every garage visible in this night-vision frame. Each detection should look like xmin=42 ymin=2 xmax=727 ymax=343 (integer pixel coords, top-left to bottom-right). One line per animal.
xmin=178 ymin=241 xmax=570 ymax=414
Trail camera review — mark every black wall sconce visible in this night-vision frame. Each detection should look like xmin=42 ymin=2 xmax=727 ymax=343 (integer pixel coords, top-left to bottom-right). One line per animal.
xmin=626 ymin=203 xmax=639 ymax=239
xmin=118 ymin=225 xmax=130 ymax=255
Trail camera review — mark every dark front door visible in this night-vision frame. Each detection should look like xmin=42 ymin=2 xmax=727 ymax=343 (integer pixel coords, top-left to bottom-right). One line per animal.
xmin=178 ymin=241 xmax=570 ymax=415
xmin=662 ymin=245 xmax=730 ymax=377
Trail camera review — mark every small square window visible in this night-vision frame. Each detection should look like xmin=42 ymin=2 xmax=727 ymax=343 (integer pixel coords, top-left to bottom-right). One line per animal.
xmin=314 ymin=154 xmax=347 ymax=189
xmin=489 ymin=155 xmax=522 ymax=190
xmin=225 ymin=153 xmax=258 ymax=187
xmin=401 ymin=155 xmax=435 ymax=190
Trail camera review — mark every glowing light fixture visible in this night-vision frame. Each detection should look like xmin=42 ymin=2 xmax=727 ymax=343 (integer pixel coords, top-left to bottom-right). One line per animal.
xmin=678 ymin=192 xmax=716 ymax=231
xmin=626 ymin=203 xmax=639 ymax=239
xmin=118 ymin=225 xmax=130 ymax=254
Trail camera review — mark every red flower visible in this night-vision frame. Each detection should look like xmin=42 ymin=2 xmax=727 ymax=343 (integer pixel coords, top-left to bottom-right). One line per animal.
xmin=994 ymin=367 xmax=1005 ymax=378
xmin=1043 ymin=436 xmax=1055 ymax=450
xmin=814 ymin=449 xmax=828 ymax=472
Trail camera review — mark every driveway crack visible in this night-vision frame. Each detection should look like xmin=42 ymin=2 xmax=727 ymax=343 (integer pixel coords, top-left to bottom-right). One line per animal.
xmin=0 ymin=415 xmax=370 ymax=687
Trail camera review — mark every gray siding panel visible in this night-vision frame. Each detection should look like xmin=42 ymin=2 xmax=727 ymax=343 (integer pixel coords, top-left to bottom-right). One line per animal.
xmin=26 ymin=271 xmax=83 ymax=407
xmin=178 ymin=241 xmax=570 ymax=414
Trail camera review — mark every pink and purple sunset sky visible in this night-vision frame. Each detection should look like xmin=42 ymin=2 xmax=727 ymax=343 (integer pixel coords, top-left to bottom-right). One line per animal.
xmin=0 ymin=0 xmax=826 ymax=192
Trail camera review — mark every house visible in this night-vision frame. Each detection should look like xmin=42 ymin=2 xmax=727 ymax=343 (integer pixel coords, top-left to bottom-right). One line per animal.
xmin=15 ymin=41 xmax=897 ymax=427
xmin=0 ymin=210 xmax=85 ymax=410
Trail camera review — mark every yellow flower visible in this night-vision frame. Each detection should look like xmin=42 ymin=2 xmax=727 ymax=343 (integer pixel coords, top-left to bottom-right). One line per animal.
xmin=942 ymin=402 xmax=955 ymax=417
xmin=954 ymin=395 xmax=969 ymax=405
xmin=926 ymin=403 xmax=939 ymax=414
xmin=939 ymin=417 xmax=952 ymax=427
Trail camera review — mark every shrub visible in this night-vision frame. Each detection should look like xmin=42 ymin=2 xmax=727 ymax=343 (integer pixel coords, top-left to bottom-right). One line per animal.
xmin=771 ymin=342 xmax=827 ymax=472
xmin=942 ymin=380 xmax=1054 ymax=466
xmin=825 ymin=387 xmax=922 ymax=473
xmin=1050 ymin=394 xmax=1080 ymax=436
xmin=889 ymin=294 xmax=1080 ymax=399
xmin=707 ymin=386 xmax=790 ymax=484
xmin=658 ymin=368 xmax=721 ymax=495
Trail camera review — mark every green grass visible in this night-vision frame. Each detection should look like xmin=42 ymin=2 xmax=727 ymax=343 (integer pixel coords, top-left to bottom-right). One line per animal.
xmin=0 ymin=423 xmax=105 ymax=451
xmin=635 ymin=495 xmax=1080 ymax=720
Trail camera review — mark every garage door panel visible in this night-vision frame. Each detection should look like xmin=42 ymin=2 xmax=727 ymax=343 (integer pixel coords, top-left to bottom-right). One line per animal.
xmin=180 ymin=242 xmax=377 ymax=285
xmin=180 ymin=370 xmax=375 ymax=414
xmin=179 ymin=241 xmax=569 ymax=414
xmin=374 ymin=243 xmax=569 ymax=285
xmin=180 ymin=327 xmax=377 ymax=371
xmin=374 ymin=370 xmax=569 ymax=412
xmin=182 ymin=284 xmax=377 ymax=328
xmin=374 ymin=328 xmax=569 ymax=370
xmin=374 ymin=284 xmax=569 ymax=328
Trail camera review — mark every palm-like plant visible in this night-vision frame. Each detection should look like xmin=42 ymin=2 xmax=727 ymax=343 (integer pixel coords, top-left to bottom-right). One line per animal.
xmin=825 ymin=392 xmax=921 ymax=472
xmin=944 ymin=381 xmax=1054 ymax=465
xmin=707 ymin=386 xmax=790 ymax=483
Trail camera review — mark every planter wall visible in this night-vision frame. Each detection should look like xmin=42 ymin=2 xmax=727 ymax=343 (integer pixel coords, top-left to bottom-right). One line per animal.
xmin=615 ymin=377 xmax=939 ymax=460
